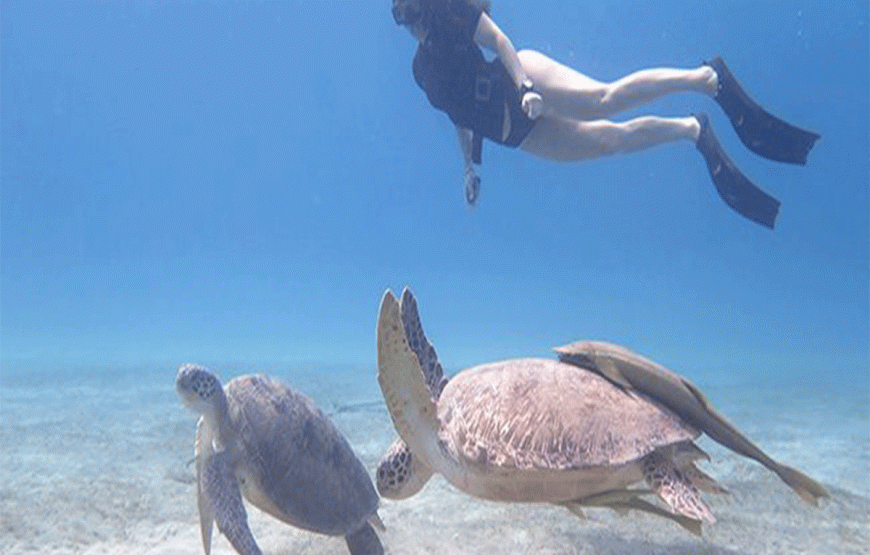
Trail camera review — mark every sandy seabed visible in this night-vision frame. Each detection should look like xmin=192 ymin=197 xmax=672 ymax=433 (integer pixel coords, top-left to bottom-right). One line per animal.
xmin=1 ymin=364 xmax=867 ymax=555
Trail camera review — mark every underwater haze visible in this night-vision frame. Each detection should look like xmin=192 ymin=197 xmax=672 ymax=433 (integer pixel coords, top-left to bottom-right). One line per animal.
xmin=1 ymin=1 xmax=868 ymax=554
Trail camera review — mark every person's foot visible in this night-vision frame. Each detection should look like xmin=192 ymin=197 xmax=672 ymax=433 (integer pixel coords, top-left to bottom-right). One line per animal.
xmin=701 ymin=64 xmax=718 ymax=95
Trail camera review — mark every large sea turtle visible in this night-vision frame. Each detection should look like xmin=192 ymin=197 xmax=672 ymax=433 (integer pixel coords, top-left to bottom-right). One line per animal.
xmin=176 ymin=365 xmax=384 ymax=555
xmin=375 ymin=288 xmax=827 ymax=534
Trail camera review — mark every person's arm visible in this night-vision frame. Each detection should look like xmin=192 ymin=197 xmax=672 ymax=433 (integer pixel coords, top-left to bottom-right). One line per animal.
xmin=473 ymin=12 xmax=543 ymax=119
xmin=473 ymin=12 xmax=526 ymax=89
xmin=456 ymin=126 xmax=481 ymax=205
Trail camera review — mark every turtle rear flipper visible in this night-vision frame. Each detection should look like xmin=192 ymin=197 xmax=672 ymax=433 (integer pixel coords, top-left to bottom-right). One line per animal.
xmin=643 ymin=451 xmax=714 ymax=524
xmin=561 ymin=489 xmax=703 ymax=536
xmin=344 ymin=522 xmax=385 ymax=555
xmin=204 ymin=451 xmax=262 ymax=555
xmin=683 ymin=463 xmax=729 ymax=495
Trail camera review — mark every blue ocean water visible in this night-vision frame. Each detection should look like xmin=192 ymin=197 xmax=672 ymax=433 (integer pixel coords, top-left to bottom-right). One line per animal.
xmin=1 ymin=1 xmax=868 ymax=554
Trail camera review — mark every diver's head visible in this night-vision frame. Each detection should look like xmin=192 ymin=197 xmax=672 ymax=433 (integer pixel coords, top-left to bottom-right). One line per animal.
xmin=391 ymin=0 xmax=426 ymax=27
xmin=392 ymin=0 xmax=432 ymax=42
xmin=392 ymin=0 xmax=491 ymax=28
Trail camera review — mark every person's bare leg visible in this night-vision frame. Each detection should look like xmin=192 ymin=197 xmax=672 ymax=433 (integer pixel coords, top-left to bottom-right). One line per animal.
xmin=517 ymin=50 xmax=717 ymax=121
xmin=519 ymin=114 xmax=700 ymax=162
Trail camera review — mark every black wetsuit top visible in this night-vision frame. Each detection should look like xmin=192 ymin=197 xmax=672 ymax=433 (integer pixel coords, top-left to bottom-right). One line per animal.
xmin=412 ymin=1 xmax=535 ymax=162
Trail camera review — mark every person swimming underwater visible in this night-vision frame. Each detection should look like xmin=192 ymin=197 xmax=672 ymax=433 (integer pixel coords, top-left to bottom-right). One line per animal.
xmin=392 ymin=0 xmax=820 ymax=229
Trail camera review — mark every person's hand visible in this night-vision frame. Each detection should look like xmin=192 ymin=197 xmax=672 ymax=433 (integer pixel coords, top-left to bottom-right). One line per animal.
xmin=465 ymin=169 xmax=481 ymax=206
xmin=520 ymin=79 xmax=543 ymax=119
xmin=522 ymin=90 xmax=543 ymax=120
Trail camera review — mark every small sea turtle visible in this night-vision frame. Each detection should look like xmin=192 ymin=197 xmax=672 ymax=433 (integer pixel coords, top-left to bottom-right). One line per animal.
xmin=375 ymin=288 xmax=827 ymax=534
xmin=176 ymin=365 xmax=384 ymax=555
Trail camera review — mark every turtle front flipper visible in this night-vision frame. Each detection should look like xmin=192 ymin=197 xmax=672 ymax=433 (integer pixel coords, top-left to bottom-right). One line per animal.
xmin=372 ymin=289 xmax=442 ymax=502
xmin=377 ymin=290 xmax=441 ymax=465
xmin=203 ymin=451 xmax=262 ymax=555
xmin=195 ymin=418 xmax=215 ymax=555
xmin=643 ymin=451 xmax=714 ymax=524
xmin=400 ymin=287 xmax=448 ymax=400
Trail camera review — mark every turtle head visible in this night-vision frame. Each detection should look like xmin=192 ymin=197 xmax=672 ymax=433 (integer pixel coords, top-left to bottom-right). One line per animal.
xmin=176 ymin=364 xmax=225 ymax=419
xmin=375 ymin=437 xmax=434 ymax=499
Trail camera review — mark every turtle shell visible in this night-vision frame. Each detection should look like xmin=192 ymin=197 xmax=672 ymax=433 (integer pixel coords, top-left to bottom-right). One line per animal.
xmin=225 ymin=375 xmax=378 ymax=536
xmin=437 ymin=358 xmax=699 ymax=471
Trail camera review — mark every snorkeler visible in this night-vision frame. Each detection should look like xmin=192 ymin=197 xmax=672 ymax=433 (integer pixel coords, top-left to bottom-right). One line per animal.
xmin=391 ymin=0 xmax=820 ymax=229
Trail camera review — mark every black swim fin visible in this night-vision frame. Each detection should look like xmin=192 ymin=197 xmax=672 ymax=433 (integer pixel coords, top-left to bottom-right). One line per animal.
xmin=695 ymin=113 xmax=781 ymax=229
xmin=707 ymin=56 xmax=820 ymax=165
